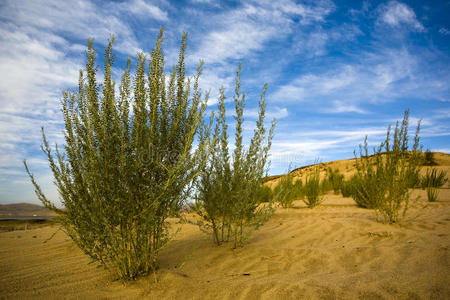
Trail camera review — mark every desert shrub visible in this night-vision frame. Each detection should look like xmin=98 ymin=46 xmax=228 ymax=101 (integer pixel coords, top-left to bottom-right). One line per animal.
xmin=258 ymin=185 xmax=274 ymax=203
xmin=341 ymin=175 xmax=361 ymax=198
xmin=421 ymin=168 xmax=448 ymax=188
xmin=352 ymin=142 xmax=386 ymax=209
xmin=426 ymin=187 xmax=439 ymax=202
xmin=340 ymin=178 xmax=354 ymax=198
xmin=353 ymin=110 xmax=422 ymax=223
xmin=320 ymin=177 xmax=332 ymax=194
xmin=193 ymin=64 xmax=276 ymax=248
xmin=24 ymin=30 xmax=210 ymax=280
xmin=421 ymin=168 xmax=447 ymax=202
xmin=422 ymin=149 xmax=437 ymax=166
xmin=325 ymin=167 xmax=344 ymax=194
xmin=407 ymin=166 xmax=421 ymax=188
xmin=273 ymin=172 xmax=303 ymax=208
xmin=293 ymin=179 xmax=304 ymax=200
xmin=303 ymin=166 xmax=323 ymax=208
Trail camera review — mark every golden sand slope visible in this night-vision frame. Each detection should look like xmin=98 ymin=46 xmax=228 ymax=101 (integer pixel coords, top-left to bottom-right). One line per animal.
xmin=1 ymin=189 xmax=449 ymax=299
xmin=267 ymin=152 xmax=450 ymax=188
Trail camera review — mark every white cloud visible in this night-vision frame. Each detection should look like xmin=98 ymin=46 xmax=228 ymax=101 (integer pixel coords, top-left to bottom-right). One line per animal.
xmin=116 ymin=0 xmax=169 ymax=21
xmin=378 ymin=1 xmax=424 ymax=32
xmin=190 ymin=0 xmax=216 ymax=3
xmin=439 ymin=28 xmax=450 ymax=35
xmin=271 ymin=65 xmax=357 ymax=102
xmin=0 ymin=28 xmax=81 ymax=115
xmin=189 ymin=0 xmax=334 ymax=65
xmin=269 ymin=127 xmax=387 ymax=169
xmin=269 ymin=47 xmax=447 ymax=105
xmin=325 ymin=100 xmax=368 ymax=114
xmin=0 ymin=0 xmax=162 ymax=205
xmin=290 ymin=23 xmax=362 ymax=59
xmin=0 ymin=0 xmax=142 ymax=55
xmin=271 ymin=0 xmax=335 ymax=25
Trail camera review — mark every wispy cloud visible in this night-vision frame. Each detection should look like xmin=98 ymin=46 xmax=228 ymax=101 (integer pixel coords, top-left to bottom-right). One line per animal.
xmin=0 ymin=0 xmax=154 ymax=204
xmin=377 ymin=1 xmax=424 ymax=32
xmin=115 ymin=0 xmax=169 ymax=21
xmin=270 ymin=127 xmax=387 ymax=168
xmin=244 ymin=107 xmax=288 ymax=119
xmin=270 ymin=46 xmax=449 ymax=105
xmin=189 ymin=0 xmax=334 ymax=65
xmin=325 ymin=101 xmax=368 ymax=114
xmin=439 ymin=28 xmax=450 ymax=35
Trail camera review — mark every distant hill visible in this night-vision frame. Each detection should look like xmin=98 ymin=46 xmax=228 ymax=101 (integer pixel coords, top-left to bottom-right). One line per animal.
xmin=0 ymin=203 xmax=56 ymax=217
xmin=265 ymin=152 xmax=450 ymax=188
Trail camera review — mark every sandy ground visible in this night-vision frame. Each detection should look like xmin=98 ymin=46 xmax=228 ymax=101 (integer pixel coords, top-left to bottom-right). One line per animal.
xmin=1 ymin=153 xmax=449 ymax=299
xmin=1 ymin=188 xmax=449 ymax=299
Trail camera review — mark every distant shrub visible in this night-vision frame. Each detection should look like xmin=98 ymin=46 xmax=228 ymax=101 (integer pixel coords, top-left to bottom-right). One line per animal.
xmin=426 ymin=187 xmax=439 ymax=202
xmin=303 ymin=166 xmax=323 ymax=208
xmin=421 ymin=168 xmax=448 ymax=188
xmin=352 ymin=145 xmax=385 ymax=209
xmin=422 ymin=149 xmax=437 ymax=166
xmin=421 ymin=168 xmax=447 ymax=202
xmin=341 ymin=175 xmax=363 ymax=198
xmin=340 ymin=177 xmax=354 ymax=198
xmin=320 ymin=177 xmax=332 ymax=194
xmin=273 ymin=172 xmax=302 ymax=208
xmin=353 ymin=110 xmax=422 ymax=223
xmin=325 ymin=167 xmax=344 ymax=194
xmin=258 ymin=185 xmax=274 ymax=203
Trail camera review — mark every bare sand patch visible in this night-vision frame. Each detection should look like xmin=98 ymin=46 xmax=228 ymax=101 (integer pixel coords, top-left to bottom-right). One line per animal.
xmin=1 ymin=188 xmax=449 ymax=299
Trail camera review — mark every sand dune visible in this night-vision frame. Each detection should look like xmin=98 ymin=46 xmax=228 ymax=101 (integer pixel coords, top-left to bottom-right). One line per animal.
xmin=0 ymin=203 xmax=56 ymax=217
xmin=1 ymin=154 xmax=449 ymax=299
xmin=267 ymin=152 xmax=450 ymax=188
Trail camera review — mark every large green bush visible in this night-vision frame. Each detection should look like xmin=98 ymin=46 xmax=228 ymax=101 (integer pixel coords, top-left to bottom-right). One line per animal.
xmin=193 ymin=64 xmax=276 ymax=248
xmin=352 ymin=110 xmax=422 ymax=223
xmin=24 ymin=30 xmax=210 ymax=280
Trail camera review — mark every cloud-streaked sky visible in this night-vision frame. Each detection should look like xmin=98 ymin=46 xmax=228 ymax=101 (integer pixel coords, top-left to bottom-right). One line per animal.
xmin=0 ymin=0 xmax=449 ymax=205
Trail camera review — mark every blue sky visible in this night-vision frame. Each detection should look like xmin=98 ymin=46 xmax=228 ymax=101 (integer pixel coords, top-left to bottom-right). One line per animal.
xmin=0 ymin=0 xmax=449 ymax=205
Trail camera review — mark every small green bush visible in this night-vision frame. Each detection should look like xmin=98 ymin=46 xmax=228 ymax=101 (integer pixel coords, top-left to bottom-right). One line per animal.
xmin=303 ymin=166 xmax=323 ymax=208
xmin=341 ymin=175 xmax=359 ymax=198
xmin=421 ymin=168 xmax=447 ymax=202
xmin=325 ymin=167 xmax=344 ymax=194
xmin=273 ymin=172 xmax=302 ymax=208
xmin=422 ymin=149 xmax=437 ymax=166
xmin=320 ymin=177 xmax=332 ymax=194
xmin=352 ymin=148 xmax=385 ymax=209
xmin=258 ymin=185 xmax=274 ymax=203
xmin=193 ymin=64 xmax=276 ymax=248
xmin=421 ymin=168 xmax=448 ymax=188
xmin=426 ymin=187 xmax=439 ymax=202
xmin=340 ymin=179 xmax=353 ymax=198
